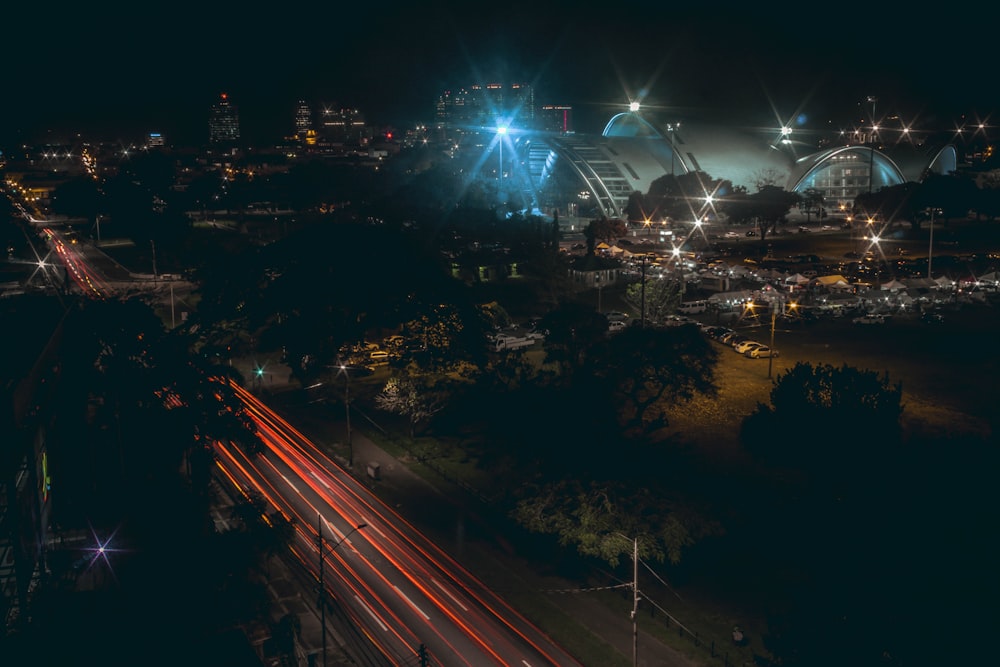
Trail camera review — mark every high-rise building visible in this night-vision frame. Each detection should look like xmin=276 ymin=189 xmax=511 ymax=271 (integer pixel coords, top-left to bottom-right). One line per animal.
xmin=294 ymin=100 xmax=313 ymax=138
xmin=319 ymin=107 xmax=370 ymax=145
xmin=208 ymin=93 xmax=240 ymax=145
xmin=539 ymin=105 xmax=573 ymax=134
xmin=435 ymin=82 xmax=536 ymax=136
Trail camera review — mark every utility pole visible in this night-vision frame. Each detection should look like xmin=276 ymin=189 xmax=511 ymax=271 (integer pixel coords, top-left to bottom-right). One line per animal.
xmin=150 ymin=239 xmax=158 ymax=281
xmin=631 ymin=536 xmax=639 ymax=667
xmin=343 ymin=366 xmax=353 ymax=467
xmin=927 ymin=207 xmax=935 ymax=279
xmin=768 ymin=301 xmax=778 ymax=380
xmin=867 ymin=96 xmax=877 ymax=194
xmin=640 ymin=254 xmax=647 ymax=327
xmin=316 ymin=516 xmax=368 ymax=667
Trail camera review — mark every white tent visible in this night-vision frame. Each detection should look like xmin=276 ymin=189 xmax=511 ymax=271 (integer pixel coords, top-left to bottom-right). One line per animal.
xmin=904 ymin=278 xmax=936 ymax=290
xmin=934 ymin=276 xmax=956 ymax=289
xmin=785 ymin=272 xmax=810 ymax=285
xmin=880 ymin=279 xmax=907 ymax=291
xmin=729 ymin=265 xmax=751 ymax=277
xmin=976 ymin=271 xmax=1000 ymax=284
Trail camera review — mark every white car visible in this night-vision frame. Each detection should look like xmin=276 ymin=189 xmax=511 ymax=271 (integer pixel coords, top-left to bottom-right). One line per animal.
xmin=734 ymin=340 xmax=764 ymax=355
xmin=608 ymin=319 xmax=627 ymax=334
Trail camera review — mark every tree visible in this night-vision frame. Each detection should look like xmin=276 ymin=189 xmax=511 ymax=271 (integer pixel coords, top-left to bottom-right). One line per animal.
xmin=49 ymin=176 xmax=103 ymax=226
xmin=584 ymin=217 xmax=628 ymax=247
xmin=799 ymin=188 xmax=825 ymax=221
xmin=595 ymin=325 xmax=718 ymax=438
xmin=751 ymin=167 xmax=785 ymax=191
xmin=623 ymin=269 xmax=682 ymax=325
xmin=538 ymin=301 xmax=611 ymax=374
xmin=374 ymin=374 xmax=446 ymax=437
xmin=740 ymin=362 xmax=903 ymax=481
xmin=720 ymin=185 xmax=799 ymax=239
xmin=513 ymin=478 xmax=723 ymax=568
xmin=644 ymin=171 xmax=732 ymax=226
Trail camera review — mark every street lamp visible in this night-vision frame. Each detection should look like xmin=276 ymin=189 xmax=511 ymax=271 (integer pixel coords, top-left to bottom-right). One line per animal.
xmin=338 ymin=364 xmax=353 ymax=467
xmin=768 ymin=300 xmax=796 ymax=380
xmin=496 ymin=125 xmax=508 ymax=207
xmin=866 ymin=96 xmax=878 ymax=194
xmin=926 ymin=207 xmax=938 ymax=278
xmin=666 ymin=123 xmax=680 ymax=176
xmin=671 ymin=245 xmax=685 ymax=297
xmin=317 ymin=517 xmax=368 ymax=667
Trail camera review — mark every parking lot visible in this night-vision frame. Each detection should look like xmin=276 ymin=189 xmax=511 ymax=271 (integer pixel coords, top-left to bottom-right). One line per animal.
xmin=672 ymin=297 xmax=997 ymax=458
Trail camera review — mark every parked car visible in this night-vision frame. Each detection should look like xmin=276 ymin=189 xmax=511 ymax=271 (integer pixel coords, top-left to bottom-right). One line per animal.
xmin=734 ymin=340 xmax=764 ymax=355
xmin=726 ymin=334 xmax=751 ymax=348
xmin=746 ymin=345 xmax=779 ymax=358
xmin=852 ymin=313 xmax=886 ymax=325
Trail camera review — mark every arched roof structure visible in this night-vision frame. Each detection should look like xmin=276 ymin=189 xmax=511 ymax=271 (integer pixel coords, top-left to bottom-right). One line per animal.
xmin=517 ymin=112 xmax=958 ymax=220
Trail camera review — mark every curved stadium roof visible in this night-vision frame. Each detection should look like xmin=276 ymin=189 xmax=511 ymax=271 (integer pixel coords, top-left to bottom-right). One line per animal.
xmin=520 ymin=112 xmax=958 ymax=220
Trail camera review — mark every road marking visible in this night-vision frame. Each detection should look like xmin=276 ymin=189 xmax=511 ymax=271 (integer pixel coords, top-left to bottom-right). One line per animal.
xmin=355 ymin=596 xmax=389 ymax=631
xmin=431 ymin=578 xmax=468 ymax=611
xmin=279 ymin=473 xmax=299 ymax=494
xmin=394 ymin=586 xmax=430 ymax=620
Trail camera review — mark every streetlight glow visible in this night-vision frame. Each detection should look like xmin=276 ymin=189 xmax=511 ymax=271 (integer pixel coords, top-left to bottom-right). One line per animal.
xmin=496 ymin=125 xmax=508 ymax=207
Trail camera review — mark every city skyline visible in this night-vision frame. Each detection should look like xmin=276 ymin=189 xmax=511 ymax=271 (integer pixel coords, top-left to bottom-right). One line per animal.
xmin=5 ymin=2 xmax=997 ymax=147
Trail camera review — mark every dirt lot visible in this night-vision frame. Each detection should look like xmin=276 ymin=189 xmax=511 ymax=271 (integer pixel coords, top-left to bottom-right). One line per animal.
xmin=664 ymin=302 xmax=996 ymax=466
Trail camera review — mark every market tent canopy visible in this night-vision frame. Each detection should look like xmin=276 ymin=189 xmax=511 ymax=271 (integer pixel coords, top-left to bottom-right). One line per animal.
xmin=976 ymin=271 xmax=1000 ymax=283
xmin=813 ymin=274 xmax=850 ymax=287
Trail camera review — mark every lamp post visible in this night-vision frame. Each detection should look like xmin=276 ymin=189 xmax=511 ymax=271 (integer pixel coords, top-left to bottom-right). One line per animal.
xmin=317 ymin=517 xmax=368 ymax=667
xmin=927 ymin=207 xmax=936 ymax=278
xmin=640 ymin=254 xmax=647 ymax=328
xmin=866 ymin=96 xmax=878 ymax=194
xmin=666 ymin=123 xmax=679 ymax=176
xmin=339 ymin=364 xmax=353 ymax=467
xmin=496 ymin=125 xmax=507 ymax=207
xmin=768 ymin=301 xmax=778 ymax=380
xmin=671 ymin=246 xmax=685 ymax=297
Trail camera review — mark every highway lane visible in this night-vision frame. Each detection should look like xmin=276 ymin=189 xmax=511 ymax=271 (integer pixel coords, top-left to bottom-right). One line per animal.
xmin=41 ymin=226 xmax=115 ymax=298
xmin=217 ymin=383 xmax=584 ymax=667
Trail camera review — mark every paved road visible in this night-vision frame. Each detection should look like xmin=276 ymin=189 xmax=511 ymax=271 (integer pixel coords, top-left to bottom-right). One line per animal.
xmin=236 ymin=361 xmax=703 ymax=667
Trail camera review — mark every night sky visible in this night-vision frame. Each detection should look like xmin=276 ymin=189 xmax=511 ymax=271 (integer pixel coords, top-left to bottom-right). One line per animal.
xmin=4 ymin=2 xmax=996 ymax=147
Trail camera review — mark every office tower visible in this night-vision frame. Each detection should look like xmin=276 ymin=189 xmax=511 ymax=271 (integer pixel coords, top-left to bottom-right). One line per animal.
xmin=436 ymin=82 xmax=536 ymax=134
xmin=208 ymin=93 xmax=240 ymax=145
xmin=294 ymin=100 xmax=313 ymax=138
xmin=539 ymin=105 xmax=573 ymax=134
xmin=319 ymin=107 xmax=369 ymax=145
